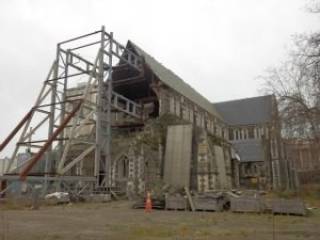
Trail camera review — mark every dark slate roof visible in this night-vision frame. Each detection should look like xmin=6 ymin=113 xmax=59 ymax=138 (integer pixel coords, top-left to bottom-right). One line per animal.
xmin=232 ymin=139 xmax=265 ymax=162
xmin=128 ymin=41 xmax=222 ymax=120
xmin=213 ymin=95 xmax=273 ymax=126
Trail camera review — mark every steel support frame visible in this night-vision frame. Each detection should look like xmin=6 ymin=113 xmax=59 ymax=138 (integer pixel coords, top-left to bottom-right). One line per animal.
xmin=0 ymin=26 xmax=144 ymax=194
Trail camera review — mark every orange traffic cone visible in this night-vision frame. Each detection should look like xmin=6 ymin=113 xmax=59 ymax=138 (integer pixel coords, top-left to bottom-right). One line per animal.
xmin=145 ymin=191 xmax=152 ymax=213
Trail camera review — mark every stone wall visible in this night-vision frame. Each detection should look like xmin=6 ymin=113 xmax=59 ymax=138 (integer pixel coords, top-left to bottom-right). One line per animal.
xmin=195 ymin=129 xmax=232 ymax=191
xmin=157 ymin=86 xmax=226 ymax=139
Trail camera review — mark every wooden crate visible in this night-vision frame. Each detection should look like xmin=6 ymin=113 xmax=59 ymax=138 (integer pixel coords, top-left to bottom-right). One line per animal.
xmin=230 ymin=196 xmax=265 ymax=213
xmin=271 ymin=198 xmax=306 ymax=216
xmin=192 ymin=195 xmax=224 ymax=211
xmin=165 ymin=195 xmax=188 ymax=210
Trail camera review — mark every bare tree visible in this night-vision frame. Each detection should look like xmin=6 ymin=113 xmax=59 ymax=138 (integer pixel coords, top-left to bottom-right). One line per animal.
xmin=306 ymin=0 xmax=320 ymax=13
xmin=260 ymin=33 xmax=320 ymax=143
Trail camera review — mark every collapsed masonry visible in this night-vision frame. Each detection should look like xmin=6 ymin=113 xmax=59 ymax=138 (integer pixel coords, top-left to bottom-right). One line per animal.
xmin=0 ymin=29 xmax=289 ymax=198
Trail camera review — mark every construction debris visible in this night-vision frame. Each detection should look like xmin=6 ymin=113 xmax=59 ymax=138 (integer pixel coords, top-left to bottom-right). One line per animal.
xmin=184 ymin=187 xmax=195 ymax=211
xmin=110 ymin=190 xmax=120 ymax=200
xmin=130 ymin=186 xmax=307 ymax=217
xmin=45 ymin=192 xmax=70 ymax=205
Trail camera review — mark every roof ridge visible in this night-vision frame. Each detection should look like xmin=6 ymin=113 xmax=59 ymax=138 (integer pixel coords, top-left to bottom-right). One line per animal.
xmin=213 ymin=94 xmax=273 ymax=105
xmin=128 ymin=40 xmax=223 ymax=120
xmin=213 ymin=94 xmax=273 ymax=125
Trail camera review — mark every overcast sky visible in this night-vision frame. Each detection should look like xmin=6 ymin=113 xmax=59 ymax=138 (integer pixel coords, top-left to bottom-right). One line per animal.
xmin=0 ymin=0 xmax=319 ymax=157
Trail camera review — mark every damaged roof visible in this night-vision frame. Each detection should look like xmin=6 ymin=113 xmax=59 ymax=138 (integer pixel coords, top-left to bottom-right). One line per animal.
xmin=128 ymin=41 xmax=222 ymax=120
xmin=214 ymin=95 xmax=273 ymax=126
xmin=232 ymin=139 xmax=265 ymax=162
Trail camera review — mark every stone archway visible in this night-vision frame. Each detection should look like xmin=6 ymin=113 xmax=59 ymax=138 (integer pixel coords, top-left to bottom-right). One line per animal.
xmin=111 ymin=154 xmax=129 ymax=192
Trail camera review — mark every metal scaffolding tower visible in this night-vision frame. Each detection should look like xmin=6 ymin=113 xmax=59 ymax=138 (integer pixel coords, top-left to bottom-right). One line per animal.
xmin=0 ymin=26 xmax=144 ymax=194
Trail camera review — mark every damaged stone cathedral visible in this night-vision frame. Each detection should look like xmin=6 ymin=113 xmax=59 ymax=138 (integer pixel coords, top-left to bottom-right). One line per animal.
xmin=1 ymin=33 xmax=293 ymax=197
xmin=72 ymin=41 xmax=289 ymax=196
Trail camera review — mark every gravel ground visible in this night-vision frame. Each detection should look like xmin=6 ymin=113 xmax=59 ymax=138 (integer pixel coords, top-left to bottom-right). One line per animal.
xmin=0 ymin=200 xmax=319 ymax=240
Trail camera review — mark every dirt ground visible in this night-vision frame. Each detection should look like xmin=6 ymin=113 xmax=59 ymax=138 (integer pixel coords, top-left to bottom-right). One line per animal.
xmin=0 ymin=200 xmax=319 ymax=240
